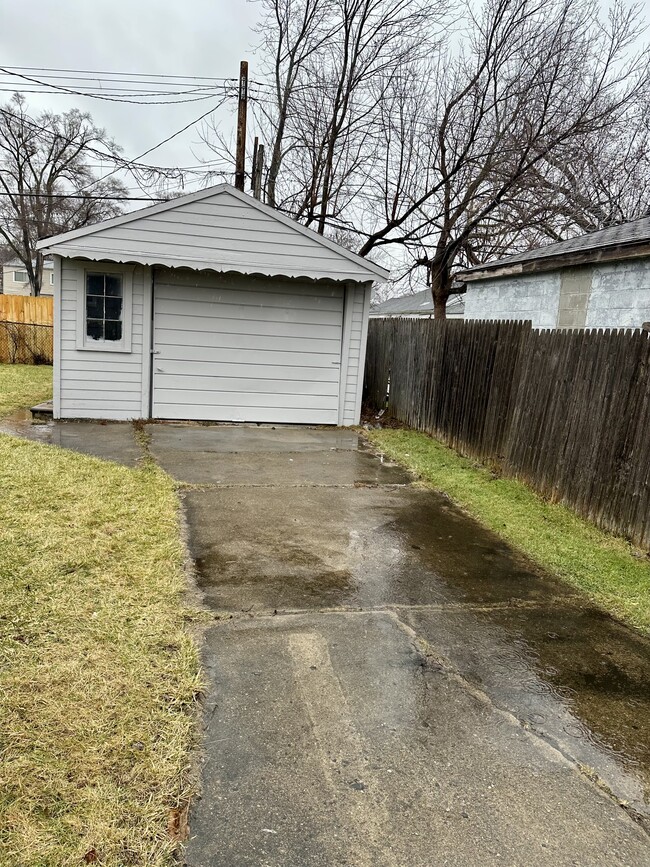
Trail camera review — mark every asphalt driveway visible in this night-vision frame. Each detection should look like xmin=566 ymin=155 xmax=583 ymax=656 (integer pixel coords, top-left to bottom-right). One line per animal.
xmin=5 ymin=417 xmax=650 ymax=865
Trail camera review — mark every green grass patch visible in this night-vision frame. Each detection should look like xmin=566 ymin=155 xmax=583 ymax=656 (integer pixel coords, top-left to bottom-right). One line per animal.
xmin=0 ymin=363 xmax=53 ymax=418
xmin=366 ymin=428 xmax=650 ymax=633
xmin=0 ymin=434 xmax=201 ymax=866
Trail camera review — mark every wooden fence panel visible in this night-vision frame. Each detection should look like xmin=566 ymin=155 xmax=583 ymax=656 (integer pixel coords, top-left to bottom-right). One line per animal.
xmin=364 ymin=318 xmax=650 ymax=549
xmin=0 ymin=295 xmax=53 ymax=325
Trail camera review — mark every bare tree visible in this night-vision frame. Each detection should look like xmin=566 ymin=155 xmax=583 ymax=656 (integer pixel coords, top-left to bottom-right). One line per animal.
xmin=0 ymin=96 xmax=127 ymax=295
xmin=241 ymin=0 xmax=649 ymax=316
xmin=203 ymin=0 xmax=447 ymax=233
xmin=357 ymin=0 xmax=650 ymax=316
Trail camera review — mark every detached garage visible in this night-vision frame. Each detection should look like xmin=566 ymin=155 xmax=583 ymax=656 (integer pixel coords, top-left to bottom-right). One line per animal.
xmin=36 ymin=184 xmax=388 ymax=425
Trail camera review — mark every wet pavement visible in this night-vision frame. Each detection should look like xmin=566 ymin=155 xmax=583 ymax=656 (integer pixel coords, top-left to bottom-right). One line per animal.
xmin=0 ymin=412 xmax=143 ymax=466
xmin=2 ymin=417 xmax=649 ymax=865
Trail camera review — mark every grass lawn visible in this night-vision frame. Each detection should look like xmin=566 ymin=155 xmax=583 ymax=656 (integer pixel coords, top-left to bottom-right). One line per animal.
xmin=0 ymin=363 xmax=53 ymax=418
xmin=366 ymin=428 xmax=650 ymax=633
xmin=0 ymin=435 xmax=201 ymax=866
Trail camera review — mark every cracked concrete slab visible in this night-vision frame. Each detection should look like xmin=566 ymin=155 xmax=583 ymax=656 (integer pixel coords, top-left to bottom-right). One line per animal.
xmin=185 ymin=611 xmax=650 ymax=867
xmin=147 ymin=423 xmax=360 ymax=453
xmin=18 ymin=420 xmax=646 ymax=863
xmin=0 ymin=414 xmax=143 ymax=466
xmin=183 ymin=484 xmax=574 ymax=612
xmin=173 ymin=425 xmax=650 ymax=865
xmin=398 ymin=603 xmax=650 ymax=820
xmin=155 ymin=447 xmax=410 ymax=486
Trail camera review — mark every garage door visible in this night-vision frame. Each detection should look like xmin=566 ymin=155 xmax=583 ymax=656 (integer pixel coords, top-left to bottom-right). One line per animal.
xmin=152 ymin=272 xmax=344 ymax=424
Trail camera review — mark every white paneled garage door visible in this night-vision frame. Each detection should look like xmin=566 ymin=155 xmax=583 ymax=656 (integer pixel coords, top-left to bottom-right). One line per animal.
xmin=152 ymin=271 xmax=344 ymax=424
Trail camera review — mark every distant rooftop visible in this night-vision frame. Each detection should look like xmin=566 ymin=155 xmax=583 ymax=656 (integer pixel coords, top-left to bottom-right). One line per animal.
xmin=370 ymin=288 xmax=465 ymax=316
xmin=460 ymin=216 xmax=650 ymax=279
xmin=4 ymin=259 xmax=53 ymax=269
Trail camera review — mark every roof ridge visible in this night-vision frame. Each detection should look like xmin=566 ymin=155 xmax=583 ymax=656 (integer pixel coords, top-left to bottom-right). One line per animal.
xmin=36 ymin=183 xmax=389 ymax=281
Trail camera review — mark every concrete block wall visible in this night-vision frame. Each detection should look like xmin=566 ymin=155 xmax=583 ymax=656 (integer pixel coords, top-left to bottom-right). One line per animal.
xmin=557 ymin=267 xmax=591 ymax=328
xmin=587 ymin=259 xmax=650 ymax=328
xmin=465 ymin=256 xmax=650 ymax=329
xmin=463 ymin=272 xmax=560 ymax=327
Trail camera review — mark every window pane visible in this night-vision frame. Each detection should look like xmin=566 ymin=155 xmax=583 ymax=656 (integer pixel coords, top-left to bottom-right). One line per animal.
xmin=86 ymin=295 xmax=104 ymax=319
xmin=14 ymin=271 xmax=28 ymax=282
xmin=104 ymin=297 xmax=122 ymax=321
xmin=105 ymin=275 xmax=122 ymax=297
xmin=104 ymin=320 xmax=122 ymax=342
xmin=87 ymin=319 xmax=104 ymax=340
xmin=87 ymin=273 xmax=105 ymax=295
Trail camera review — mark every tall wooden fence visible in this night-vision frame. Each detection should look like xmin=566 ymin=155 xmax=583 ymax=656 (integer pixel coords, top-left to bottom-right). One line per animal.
xmin=0 ymin=295 xmax=53 ymax=325
xmin=364 ymin=319 xmax=650 ymax=549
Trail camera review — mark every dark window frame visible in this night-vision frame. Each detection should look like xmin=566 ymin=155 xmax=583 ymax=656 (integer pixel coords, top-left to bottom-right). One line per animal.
xmin=85 ymin=272 xmax=124 ymax=343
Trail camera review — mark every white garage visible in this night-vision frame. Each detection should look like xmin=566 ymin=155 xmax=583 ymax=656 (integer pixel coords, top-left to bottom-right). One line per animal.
xmin=36 ymin=184 xmax=388 ymax=425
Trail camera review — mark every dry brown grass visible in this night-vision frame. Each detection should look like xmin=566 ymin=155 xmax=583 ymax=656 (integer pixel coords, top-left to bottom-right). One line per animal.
xmin=0 ymin=434 xmax=202 ymax=866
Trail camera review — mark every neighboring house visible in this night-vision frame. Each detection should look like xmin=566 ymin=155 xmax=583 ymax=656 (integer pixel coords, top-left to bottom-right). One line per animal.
xmin=370 ymin=287 xmax=465 ymax=318
xmin=36 ymin=183 xmax=388 ymax=424
xmin=459 ymin=218 xmax=650 ymax=329
xmin=1 ymin=259 xmax=54 ymax=296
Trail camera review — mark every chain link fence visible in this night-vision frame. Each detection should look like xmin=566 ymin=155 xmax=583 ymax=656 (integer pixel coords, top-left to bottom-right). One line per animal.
xmin=0 ymin=320 xmax=53 ymax=365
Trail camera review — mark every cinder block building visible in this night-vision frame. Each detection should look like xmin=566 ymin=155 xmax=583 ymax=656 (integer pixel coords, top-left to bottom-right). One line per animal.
xmin=459 ymin=218 xmax=650 ymax=329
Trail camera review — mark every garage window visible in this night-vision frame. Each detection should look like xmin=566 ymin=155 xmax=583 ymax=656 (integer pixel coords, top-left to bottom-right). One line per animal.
xmin=86 ymin=273 xmax=123 ymax=341
xmin=77 ymin=266 xmax=133 ymax=352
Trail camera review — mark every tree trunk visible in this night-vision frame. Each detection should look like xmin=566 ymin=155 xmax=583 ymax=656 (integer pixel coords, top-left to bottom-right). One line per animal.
xmin=429 ymin=257 xmax=453 ymax=320
xmin=433 ymin=293 xmax=448 ymax=319
xmin=34 ymin=251 xmax=43 ymax=297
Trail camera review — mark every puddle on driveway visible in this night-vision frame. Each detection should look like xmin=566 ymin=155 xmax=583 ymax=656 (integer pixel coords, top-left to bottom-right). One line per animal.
xmin=0 ymin=409 xmax=53 ymax=443
xmin=389 ymin=495 xmax=650 ymax=813
xmin=386 ymin=489 xmax=574 ymax=603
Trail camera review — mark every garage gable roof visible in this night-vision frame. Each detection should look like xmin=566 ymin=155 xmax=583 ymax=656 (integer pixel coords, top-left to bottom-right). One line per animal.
xmin=36 ymin=183 xmax=389 ymax=283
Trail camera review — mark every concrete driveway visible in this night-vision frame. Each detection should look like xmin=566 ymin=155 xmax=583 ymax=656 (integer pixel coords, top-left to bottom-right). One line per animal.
xmin=5 ymin=417 xmax=650 ymax=865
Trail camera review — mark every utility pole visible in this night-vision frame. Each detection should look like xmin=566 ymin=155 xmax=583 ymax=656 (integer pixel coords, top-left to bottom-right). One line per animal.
xmin=235 ymin=60 xmax=248 ymax=191
xmin=253 ymin=144 xmax=264 ymax=200
xmin=251 ymin=136 xmax=259 ymax=191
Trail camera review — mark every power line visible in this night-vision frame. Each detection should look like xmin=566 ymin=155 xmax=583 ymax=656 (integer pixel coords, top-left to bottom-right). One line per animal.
xmin=3 ymin=65 xmax=238 ymax=82
xmin=0 ymin=104 xmax=230 ymax=177
xmin=0 ymin=189 xmax=168 ymax=202
xmin=0 ymin=68 xmax=236 ymax=105
xmin=76 ymin=95 xmax=232 ymax=193
xmin=0 ymin=88 xmax=228 ymax=102
xmin=0 ymin=81 xmax=227 ymax=96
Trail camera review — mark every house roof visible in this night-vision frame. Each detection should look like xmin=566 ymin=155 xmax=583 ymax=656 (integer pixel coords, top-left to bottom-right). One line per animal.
xmin=4 ymin=259 xmax=53 ymax=269
xmin=370 ymin=288 xmax=465 ymax=316
xmin=36 ymin=183 xmax=389 ymax=284
xmin=459 ymin=216 xmax=650 ymax=281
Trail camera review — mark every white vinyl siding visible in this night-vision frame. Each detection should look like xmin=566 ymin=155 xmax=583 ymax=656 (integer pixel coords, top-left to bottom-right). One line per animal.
xmin=341 ymin=283 xmax=369 ymax=426
xmin=43 ymin=188 xmax=384 ymax=283
xmin=55 ymin=261 xmax=371 ymax=424
xmin=152 ymin=270 xmax=344 ymax=424
xmin=58 ymin=258 xmax=146 ymax=420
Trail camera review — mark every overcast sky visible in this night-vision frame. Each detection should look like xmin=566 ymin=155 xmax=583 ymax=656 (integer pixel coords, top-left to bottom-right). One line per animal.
xmin=1 ymin=0 xmax=649 ymax=211
xmin=0 ymin=0 xmax=264 ymax=198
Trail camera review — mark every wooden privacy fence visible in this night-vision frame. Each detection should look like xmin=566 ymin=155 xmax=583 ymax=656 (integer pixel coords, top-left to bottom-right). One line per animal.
xmin=0 ymin=294 xmax=53 ymax=325
xmin=0 ymin=295 xmax=54 ymax=364
xmin=364 ymin=318 xmax=650 ymax=549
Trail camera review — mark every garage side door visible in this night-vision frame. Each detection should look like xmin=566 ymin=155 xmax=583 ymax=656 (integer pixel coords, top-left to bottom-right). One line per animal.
xmin=152 ymin=273 xmax=344 ymax=424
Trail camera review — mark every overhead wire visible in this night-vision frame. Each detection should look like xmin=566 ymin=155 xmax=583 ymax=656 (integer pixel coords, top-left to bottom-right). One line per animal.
xmin=0 ymin=68 xmax=237 ymax=105
xmin=2 ymin=65 xmax=238 ymax=81
xmin=0 ymin=104 xmax=231 ymax=177
xmin=75 ymin=94 xmax=233 ymax=193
